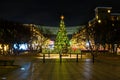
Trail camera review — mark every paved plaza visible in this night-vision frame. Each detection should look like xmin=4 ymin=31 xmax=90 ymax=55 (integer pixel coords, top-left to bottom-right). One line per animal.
xmin=1 ymin=55 xmax=120 ymax=80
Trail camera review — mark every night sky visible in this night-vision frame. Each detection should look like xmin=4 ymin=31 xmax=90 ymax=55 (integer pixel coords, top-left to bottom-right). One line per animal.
xmin=0 ymin=0 xmax=120 ymax=26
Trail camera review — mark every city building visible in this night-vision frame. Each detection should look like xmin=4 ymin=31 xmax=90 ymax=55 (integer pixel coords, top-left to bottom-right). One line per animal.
xmin=87 ymin=7 xmax=120 ymax=53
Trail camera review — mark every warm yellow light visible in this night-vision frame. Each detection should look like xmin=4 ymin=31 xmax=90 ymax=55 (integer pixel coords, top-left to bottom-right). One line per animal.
xmin=98 ymin=20 xmax=101 ymax=23
xmin=108 ymin=10 xmax=111 ymax=13
xmin=89 ymin=23 xmax=91 ymax=26
xmin=61 ymin=15 xmax=64 ymax=20
xmin=4 ymin=46 xmax=7 ymax=51
xmin=96 ymin=15 xmax=98 ymax=19
xmin=0 ymin=44 xmax=2 ymax=49
xmin=4 ymin=45 xmax=8 ymax=51
xmin=112 ymin=24 xmax=114 ymax=26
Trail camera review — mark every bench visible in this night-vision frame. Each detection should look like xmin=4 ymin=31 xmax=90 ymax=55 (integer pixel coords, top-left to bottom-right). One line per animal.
xmin=0 ymin=60 xmax=14 ymax=66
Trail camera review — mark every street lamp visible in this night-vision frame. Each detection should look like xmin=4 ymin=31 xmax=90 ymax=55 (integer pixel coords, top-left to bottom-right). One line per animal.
xmin=98 ymin=19 xmax=101 ymax=23
xmin=107 ymin=10 xmax=111 ymax=13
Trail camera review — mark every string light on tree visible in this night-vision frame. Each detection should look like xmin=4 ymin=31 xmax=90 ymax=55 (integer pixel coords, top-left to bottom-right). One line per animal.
xmin=55 ymin=15 xmax=70 ymax=54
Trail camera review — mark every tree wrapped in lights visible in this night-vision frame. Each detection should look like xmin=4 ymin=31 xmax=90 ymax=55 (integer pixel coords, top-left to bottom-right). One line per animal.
xmin=55 ymin=16 xmax=69 ymax=54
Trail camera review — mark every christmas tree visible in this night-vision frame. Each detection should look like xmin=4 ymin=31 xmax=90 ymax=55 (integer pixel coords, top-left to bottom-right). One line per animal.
xmin=55 ymin=15 xmax=69 ymax=54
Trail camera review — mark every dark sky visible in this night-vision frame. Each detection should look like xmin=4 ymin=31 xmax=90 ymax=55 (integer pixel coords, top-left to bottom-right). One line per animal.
xmin=0 ymin=0 xmax=120 ymax=26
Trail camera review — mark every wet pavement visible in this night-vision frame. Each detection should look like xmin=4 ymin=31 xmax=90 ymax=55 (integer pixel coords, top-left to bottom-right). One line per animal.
xmin=1 ymin=56 xmax=120 ymax=80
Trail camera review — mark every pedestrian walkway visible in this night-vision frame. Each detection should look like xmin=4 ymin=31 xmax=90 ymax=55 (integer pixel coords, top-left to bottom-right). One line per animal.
xmin=1 ymin=56 xmax=120 ymax=80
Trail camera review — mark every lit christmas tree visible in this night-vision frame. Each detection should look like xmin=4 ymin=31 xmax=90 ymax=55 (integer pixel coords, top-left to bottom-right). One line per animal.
xmin=55 ymin=15 xmax=70 ymax=54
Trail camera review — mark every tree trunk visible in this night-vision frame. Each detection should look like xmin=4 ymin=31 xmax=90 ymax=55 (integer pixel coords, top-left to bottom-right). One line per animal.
xmin=88 ymin=40 xmax=95 ymax=63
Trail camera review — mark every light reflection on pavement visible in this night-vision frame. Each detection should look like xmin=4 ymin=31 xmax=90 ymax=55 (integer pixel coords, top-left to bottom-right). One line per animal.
xmin=1 ymin=57 xmax=120 ymax=80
